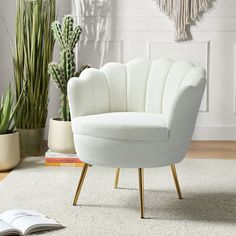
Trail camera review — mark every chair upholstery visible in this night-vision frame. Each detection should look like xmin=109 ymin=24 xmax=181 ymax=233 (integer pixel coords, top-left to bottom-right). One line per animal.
xmin=72 ymin=112 xmax=168 ymax=141
xmin=68 ymin=58 xmax=206 ymax=168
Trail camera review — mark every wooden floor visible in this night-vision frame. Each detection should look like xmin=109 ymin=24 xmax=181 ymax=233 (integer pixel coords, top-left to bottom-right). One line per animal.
xmin=188 ymin=141 xmax=236 ymax=159
xmin=0 ymin=172 xmax=8 ymax=181
xmin=0 ymin=141 xmax=236 ymax=181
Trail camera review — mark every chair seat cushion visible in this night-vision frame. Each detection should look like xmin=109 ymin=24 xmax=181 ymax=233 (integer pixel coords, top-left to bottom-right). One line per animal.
xmin=72 ymin=112 xmax=168 ymax=141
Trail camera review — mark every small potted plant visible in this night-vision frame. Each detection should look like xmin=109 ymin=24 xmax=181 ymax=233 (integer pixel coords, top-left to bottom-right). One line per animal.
xmin=0 ymin=85 xmax=20 ymax=171
xmin=48 ymin=15 xmax=89 ymax=154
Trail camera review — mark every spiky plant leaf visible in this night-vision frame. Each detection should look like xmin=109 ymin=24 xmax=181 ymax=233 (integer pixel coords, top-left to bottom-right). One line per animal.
xmin=0 ymin=84 xmax=23 ymax=134
xmin=14 ymin=0 xmax=56 ymax=129
xmin=0 ymin=87 xmax=12 ymax=134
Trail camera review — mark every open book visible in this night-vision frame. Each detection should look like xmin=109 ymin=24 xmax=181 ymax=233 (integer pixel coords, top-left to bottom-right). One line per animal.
xmin=0 ymin=209 xmax=65 ymax=235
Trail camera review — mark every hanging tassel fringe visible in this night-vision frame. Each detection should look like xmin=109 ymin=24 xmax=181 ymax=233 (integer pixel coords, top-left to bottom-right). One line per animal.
xmin=154 ymin=0 xmax=208 ymax=41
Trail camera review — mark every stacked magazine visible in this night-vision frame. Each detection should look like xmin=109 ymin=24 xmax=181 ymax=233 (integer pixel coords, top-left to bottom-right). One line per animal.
xmin=45 ymin=150 xmax=84 ymax=167
xmin=0 ymin=209 xmax=65 ymax=235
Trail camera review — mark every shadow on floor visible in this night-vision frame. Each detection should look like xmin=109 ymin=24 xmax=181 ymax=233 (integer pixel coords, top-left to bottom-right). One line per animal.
xmin=16 ymin=156 xmax=45 ymax=170
xmin=78 ymin=190 xmax=236 ymax=224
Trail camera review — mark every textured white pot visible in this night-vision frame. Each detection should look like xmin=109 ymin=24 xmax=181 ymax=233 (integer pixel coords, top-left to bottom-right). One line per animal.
xmin=48 ymin=118 xmax=76 ymax=154
xmin=0 ymin=132 xmax=20 ymax=171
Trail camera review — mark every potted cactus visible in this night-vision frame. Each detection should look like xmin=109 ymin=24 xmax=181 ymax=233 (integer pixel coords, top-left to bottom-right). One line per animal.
xmin=48 ymin=15 xmax=89 ymax=154
xmin=0 ymin=85 xmax=20 ymax=171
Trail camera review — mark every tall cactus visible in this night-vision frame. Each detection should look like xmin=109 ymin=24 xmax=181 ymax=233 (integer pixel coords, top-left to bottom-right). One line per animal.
xmin=48 ymin=15 xmax=89 ymax=121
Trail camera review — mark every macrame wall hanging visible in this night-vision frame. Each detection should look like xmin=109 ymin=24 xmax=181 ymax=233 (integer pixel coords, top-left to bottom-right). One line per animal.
xmin=153 ymin=0 xmax=209 ymax=41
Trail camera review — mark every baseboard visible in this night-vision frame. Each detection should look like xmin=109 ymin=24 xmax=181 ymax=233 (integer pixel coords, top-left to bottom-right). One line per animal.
xmin=192 ymin=127 xmax=236 ymax=140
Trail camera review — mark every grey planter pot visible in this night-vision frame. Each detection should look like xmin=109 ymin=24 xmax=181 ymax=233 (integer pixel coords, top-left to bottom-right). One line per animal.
xmin=18 ymin=128 xmax=44 ymax=157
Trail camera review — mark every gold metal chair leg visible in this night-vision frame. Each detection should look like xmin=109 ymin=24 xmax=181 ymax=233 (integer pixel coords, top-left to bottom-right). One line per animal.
xmin=114 ymin=168 xmax=120 ymax=189
xmin=171 ymin=164 xmax=183 ymax=199
xmin=138 ymin=168 xmax=144 ymax=219
xmin=73 ymin=163 xmax=89 ymax=205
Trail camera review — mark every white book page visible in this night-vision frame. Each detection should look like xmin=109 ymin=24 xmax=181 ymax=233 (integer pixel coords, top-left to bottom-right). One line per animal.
xmin=0 ymin=209 xmax=64 ymax=235
xmin=0 ymin=219 xmax=20 ymax=236
xmin=46 ymin=150 xmax=78 ymax=157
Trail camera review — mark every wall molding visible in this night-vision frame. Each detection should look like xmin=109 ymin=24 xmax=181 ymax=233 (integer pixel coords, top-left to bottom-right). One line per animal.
xmin=74 ymin=15 xmax=236 ymax=33
xmin=193 ymin=127 xmax=236 ymax=140
xmin=233 ymin=43 xmax=236 ymax=114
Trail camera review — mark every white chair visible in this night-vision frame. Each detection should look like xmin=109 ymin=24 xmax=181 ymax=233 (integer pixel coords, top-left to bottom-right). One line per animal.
xmin=68 ymin=58 xmax=206 ymax=218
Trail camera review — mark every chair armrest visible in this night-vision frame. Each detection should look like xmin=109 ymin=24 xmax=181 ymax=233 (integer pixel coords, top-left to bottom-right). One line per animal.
xmin=67 ymin=68 xmax=109 ymax=119
xmin=165 ymin=78 xmax=206 ymax=163
xmin=167 ymin=78 xmax=206 ymax=134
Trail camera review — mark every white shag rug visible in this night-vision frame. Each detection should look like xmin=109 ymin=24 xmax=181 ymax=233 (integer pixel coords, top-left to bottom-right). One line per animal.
xmin=0 ymin=157 xmax=236 ymax=236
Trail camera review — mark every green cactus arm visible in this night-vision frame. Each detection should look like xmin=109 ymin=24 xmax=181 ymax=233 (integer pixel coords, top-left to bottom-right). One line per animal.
xmin=48 ymin=63 xmax=66 ymax=92
xmin=69 ymin=25 xmax=82 ymax=49
xmin=62 ymin=15 xmax=74 ymax=47
xmin=66 ymin=97 xmax=71 ymax=121
xmin=59 ymin=94 xmax=68 ymax=121
xmin=51 ymin=21 xmax=65 ymax=48
xmin=61 ymin=48 xmax=75 ymax=81
xmin=48 ymin=62 xmax=66 ymax=93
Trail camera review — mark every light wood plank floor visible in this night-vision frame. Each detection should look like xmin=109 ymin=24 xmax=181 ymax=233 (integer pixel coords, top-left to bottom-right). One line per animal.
xmin=188 ymin=141 xmax=236 ymax=159
xmin=0 ymin=172 xmax=8 ymax=181
xmin=1 ymin=141 xmax=236 ymax=181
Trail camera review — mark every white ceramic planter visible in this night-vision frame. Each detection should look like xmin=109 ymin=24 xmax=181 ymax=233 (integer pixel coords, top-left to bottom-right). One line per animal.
xmin=0 ymin=132 xmax=20 ymax=171
xmin=48 ymin=118 xmax=76 ymax=154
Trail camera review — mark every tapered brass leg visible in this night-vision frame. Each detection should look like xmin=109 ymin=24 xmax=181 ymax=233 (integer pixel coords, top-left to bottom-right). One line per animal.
xmin=114 ymin=168 xmax=120 ymax=189
xmin=138 ymin=168 xmax=144 ymax=219
xmin=171 ymin=164 xmax=183 ymax=199
xmin=73 ymin=163 xmax=89 ymax=205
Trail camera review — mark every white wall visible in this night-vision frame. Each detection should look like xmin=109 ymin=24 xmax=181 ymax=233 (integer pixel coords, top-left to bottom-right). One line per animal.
xmin=74 ymin=0 xmax=236 ymax=140
xmin=1 ymin=0 xmax=236 ymax=140
xmin=0 ymin=0 xmax=15 ymax=95
xmin=0 ymin=0 xmax=71 ymax=138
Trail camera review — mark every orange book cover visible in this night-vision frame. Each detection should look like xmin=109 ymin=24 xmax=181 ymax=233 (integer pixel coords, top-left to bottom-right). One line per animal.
xmin=45 ymin=158 xmax=82 ymax=163
xmin=45 ymin=162 xmax=84 ymax=167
